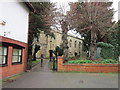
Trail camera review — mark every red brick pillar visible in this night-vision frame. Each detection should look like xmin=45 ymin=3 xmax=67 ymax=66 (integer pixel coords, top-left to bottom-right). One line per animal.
xmin=22 ymin=48 xmax=26 ymax=71
xmin=57 ymin=56 xmax=63 ymax=71
xmin=8 ymin=46 xmax=13 ymax=76
xmin=23 ymin=47 xmax=28 ymax=71
xmin=3 ymin=46 xmax=13 ymax=78
xmin=8 ymin=46 xmax=13 ymax=66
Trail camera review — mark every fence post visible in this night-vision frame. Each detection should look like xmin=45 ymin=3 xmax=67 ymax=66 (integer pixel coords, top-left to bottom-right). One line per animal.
xmin=119 ymin=55 xmax=120 ymax=62
xmin=56 ymin=56 xmax=58 ymax=71
xmin=52 ymin=56 xmax=55 ymax=71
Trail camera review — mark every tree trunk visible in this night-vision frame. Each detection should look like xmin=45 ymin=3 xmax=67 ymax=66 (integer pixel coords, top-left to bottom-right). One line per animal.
xmin=32 ymin=45 xmax=40 ymax=61
xmin=28 ymin=36 xmax=33 ymax=58
xmin=89 ymin=29 xmax=97 ymax=60
xmin=61 ymin=20 xmax=69 ymax=62
xmin=28 ymin=34 xmax=33 ymax=69
xmin=33 ymin=51 xmax=36 ymax=61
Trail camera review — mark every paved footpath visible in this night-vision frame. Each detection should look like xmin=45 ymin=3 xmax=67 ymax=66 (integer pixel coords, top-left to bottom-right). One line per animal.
xmin=3 ymin=59 xmax=118 ymax=88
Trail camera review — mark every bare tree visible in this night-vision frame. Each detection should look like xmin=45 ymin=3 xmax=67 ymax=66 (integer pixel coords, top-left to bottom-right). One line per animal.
xmin=68 ymin=2 xmax=114 ymax=60
xmin=61 ymin=20 xmax=69 ymax=62
xmin=51 ymin=3 xmax=70 ymax=62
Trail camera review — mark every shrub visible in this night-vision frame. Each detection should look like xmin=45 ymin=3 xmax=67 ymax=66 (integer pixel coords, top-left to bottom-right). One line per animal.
xmin=97 ymin=42 xmax=114 ymax=48
xmin=67 ymin=59 xmax=119 ymax=64
xmin=68 ymin=60 xmax=93 ymax=64
xmin=53 ymin=46 xmax=63 ymax=56
xmin=97 ymin=42 xmax=114 ymax=59
xmin=101 ymin=48 xmax=114 ymax=59
xmin=100 ymin=59 xmax=118 ymax=64
xmin=68 ymin=60 xmax=74 ymax=64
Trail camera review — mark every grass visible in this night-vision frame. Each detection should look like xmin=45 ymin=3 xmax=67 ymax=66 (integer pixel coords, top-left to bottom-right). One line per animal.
xmin=48 ymin=61 xmax=53 ymax=70
xmin=32 ymin=59 xmax=40 ymax=64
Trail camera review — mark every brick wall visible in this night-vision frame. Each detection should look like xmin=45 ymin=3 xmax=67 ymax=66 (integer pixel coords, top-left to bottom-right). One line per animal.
xmin=57 ymin=56 xmax=119 ymax=73
xmin=0 ymin=36 xmax=28 ymax=79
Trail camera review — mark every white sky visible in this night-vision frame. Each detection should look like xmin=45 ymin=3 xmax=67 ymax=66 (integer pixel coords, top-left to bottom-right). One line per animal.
xmin=112 ymin=0 xmax=119 ymax=22
xmin=0 ymin=0 xmax=119 ymax=21
xmin=51 ymin=0 xmax=119 ymax=22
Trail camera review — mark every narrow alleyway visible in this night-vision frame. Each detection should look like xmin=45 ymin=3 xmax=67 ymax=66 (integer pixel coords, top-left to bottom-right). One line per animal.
xmin=2 ymin=59 xmax=118 ymax=88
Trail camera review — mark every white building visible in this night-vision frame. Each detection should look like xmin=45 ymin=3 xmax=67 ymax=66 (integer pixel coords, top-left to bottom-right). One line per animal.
xmin=0 ymin=1 xmax=35 ymax=79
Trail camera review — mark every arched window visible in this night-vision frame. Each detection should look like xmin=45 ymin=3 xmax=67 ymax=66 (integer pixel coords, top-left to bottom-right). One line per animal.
xmin=75 ymin=41 xmax=77 ymax=48
xmin=69 ymin=39 xmax=72 ymax=47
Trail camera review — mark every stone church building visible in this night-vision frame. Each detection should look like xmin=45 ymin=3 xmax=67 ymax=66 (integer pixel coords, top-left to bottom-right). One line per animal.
xmin=33 ymin=29 xmax=83 ymax=58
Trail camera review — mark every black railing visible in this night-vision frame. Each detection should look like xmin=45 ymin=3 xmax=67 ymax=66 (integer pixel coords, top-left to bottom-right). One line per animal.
xmin=52 ymin=56 xmax=57 ymax=71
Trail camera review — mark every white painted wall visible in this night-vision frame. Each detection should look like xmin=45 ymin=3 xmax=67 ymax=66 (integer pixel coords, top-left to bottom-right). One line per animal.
xmin=0 ymin=2 xmax=30 ymax=43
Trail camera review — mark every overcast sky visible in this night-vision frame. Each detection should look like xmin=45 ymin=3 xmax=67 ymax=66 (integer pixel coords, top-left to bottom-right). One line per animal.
xmin=51 ymin=0 xmax=119 ymax=22
xmin=1 ymin=0 xmax=119 ymax=21
xmin=112 ymin=0 xmax=119 ymax=21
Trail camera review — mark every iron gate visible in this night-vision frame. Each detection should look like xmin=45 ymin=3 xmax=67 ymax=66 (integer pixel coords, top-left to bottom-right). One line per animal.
xmin=52 ymin=56 xmax=57 ymax=71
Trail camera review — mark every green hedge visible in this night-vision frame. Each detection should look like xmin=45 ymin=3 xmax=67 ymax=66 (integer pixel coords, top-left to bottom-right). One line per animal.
xmin=101 ymin=47 xmax=114 ymax=59
xmin=97 ymin=42 xmax=114 ymax=48
xmin=68 ymin=59 xmax=119 ymax=64
xmin=68 ymin=60 xmax=93 ymax=64
xmin=97 ymin=42 xmax=114 ymax=59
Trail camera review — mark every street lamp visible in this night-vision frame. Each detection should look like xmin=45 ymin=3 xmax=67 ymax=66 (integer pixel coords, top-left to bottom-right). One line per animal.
xmin=50 ymin=40 xmax=52 ymax=50
xmin=49 ymin=40 xmax=52 ymax=62
xmin=0 ymin=20 xmax=6 ymax=25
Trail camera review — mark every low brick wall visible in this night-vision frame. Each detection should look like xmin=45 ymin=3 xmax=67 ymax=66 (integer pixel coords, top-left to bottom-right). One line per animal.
xmin=57 ymin=56 xmax=119 ymax=73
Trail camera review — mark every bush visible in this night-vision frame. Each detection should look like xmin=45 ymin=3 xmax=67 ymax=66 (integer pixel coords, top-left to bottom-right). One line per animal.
xmin=53 ymin=46 xmax=63 ymax=56
xmin=67 ymin=59 xmax=119 ymax=64
xmin=101 ymin=48 xmax=114 ymax=59
xmin=97 ymin=42 xmax=114 ymax=59
xmin=100 ymin=59 xmax=118 ymax=64
xmin=68 ymin=60 xmax=93 ymax=64
xmin=97 ymin=42 xmax=114 ymax=48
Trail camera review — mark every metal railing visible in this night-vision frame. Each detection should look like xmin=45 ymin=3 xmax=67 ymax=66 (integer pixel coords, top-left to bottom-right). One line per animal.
xmin=52 ymin=56 xmax=57 ymax=71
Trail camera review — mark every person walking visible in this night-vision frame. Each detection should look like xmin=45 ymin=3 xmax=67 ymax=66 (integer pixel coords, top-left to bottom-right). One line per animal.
xmin=40 ymin=54 xmax=44 ymax=67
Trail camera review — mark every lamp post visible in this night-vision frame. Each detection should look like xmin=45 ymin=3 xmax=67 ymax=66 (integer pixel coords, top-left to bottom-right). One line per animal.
xmin=50 ymin=40 xmax=52 ymax=50
xmin=49 ymin=40 xmax=52 ymax=62
xmin=0 ymin=20 xmax=6 ymax=25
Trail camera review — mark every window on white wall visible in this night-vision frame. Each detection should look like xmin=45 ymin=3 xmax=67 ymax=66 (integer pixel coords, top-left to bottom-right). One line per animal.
xmin=0 ymin=46 xmax=8 ymax=66
xmin=69 ymin=40 xmax=72 ymax=47
xmin=12 ymin=48 xmax=22 ymax=64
